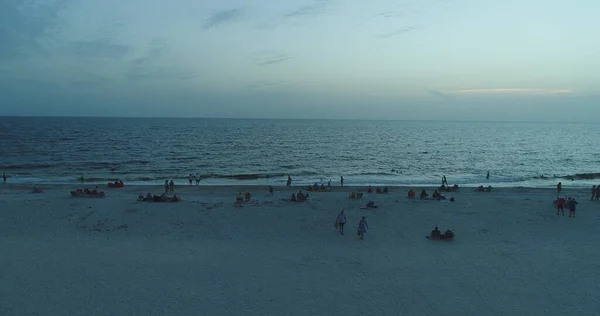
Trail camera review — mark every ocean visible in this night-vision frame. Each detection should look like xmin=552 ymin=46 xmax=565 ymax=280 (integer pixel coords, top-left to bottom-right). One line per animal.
xmin=0 ymin=117 xmax=599 ymax=188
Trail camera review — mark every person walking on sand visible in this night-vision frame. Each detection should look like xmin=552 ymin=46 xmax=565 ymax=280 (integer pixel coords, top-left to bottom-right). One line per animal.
xmin=592 ymin=185 xmax=597 ymax=201
xmin=336 ymin=210 xmax=347 ymax=235
xmin=557 ymin=182 xmax=562 ymax=195
xmin=164 ymin=180 xmax=169 ymax=194
xmin=358 ymin=216 xmax=369 ymax=240
xmin=287 ymin=175 xmax=292 ymax=187
xmin=340 ymin=176 xmax=344 ymax=187
xmin=169 ymin=180 xmax=175 ymax=193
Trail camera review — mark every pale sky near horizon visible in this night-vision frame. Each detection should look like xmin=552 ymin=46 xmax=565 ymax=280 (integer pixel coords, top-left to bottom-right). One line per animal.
xmin=0 ymin=0 xmax=598 ymax=121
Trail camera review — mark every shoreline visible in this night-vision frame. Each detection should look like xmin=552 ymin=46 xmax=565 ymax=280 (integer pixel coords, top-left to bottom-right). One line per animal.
xmin=0 ymin=183 xmax=592 ymax=195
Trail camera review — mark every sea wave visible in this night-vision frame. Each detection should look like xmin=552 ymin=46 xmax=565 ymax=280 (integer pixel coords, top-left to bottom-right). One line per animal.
xmin=0 ymin=163 xmax=56 ymax=170
xmin=563 ymin=173 xmax=600 ymax=180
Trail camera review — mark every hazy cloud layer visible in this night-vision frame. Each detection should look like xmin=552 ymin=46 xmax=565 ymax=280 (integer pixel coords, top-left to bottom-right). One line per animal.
xmin=0 ymin=0 xmax=598 ymax=121
xmin=203 ymin=8 xmax=244 ymax=29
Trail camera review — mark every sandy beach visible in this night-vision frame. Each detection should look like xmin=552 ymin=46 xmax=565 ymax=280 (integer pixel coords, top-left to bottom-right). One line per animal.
xmin=1 ymin=183 xmax=599 ymax=316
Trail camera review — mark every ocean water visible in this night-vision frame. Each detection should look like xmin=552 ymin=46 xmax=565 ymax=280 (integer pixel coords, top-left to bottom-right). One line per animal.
xmin=0 ymin=117 xmax=599 ymax=188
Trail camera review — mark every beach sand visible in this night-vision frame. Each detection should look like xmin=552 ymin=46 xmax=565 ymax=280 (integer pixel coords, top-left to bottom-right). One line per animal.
xmin=1 ymin=184 xmax=599 ymax=316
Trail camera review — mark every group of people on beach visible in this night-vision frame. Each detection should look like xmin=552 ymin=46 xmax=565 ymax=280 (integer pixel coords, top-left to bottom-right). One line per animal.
xmin=188 ymin=174 xmax=201 ymax=186
xmin=334 ymin=210 xmax=369 ymax=240
xmin=554 ymin=196 xmax=579 ymax=217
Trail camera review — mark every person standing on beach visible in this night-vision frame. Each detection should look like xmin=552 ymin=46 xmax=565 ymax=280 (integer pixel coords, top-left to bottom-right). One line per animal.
xmin=569 ymin=198 xmax=578 ymax=218
xmin=287 ymin=175 xmax=292 ymax=187
xmin=340 ymin=176 xmax=344 ymax=187
xmin=486 ymin=171 xmax=490 ymax=180
xmin=188 ymin=174 xmax=193 ymax=186
xmin=196 ymin=173 xmax=201 ymax=185
xmin=592 ymin=185 xmax=597 ymax=201
xmin=442 ymin=175 xmax=447 ymax=186
xmin=336 ymin=210 xmax=347 ymax=235
xmin=80 ymin=174 xmax=84 ymax=184
xmin=557 ymin=182 xmax=562 ymax=195
xmin=556 ymin=196 xmax=565 ymax=216
xmin=358 ymin=216 xmax=369 ymax=240
xmin=169 ymin=180 xmax=175 ymax=193
xmin=164 ymin=180 xmax=169 ymax=194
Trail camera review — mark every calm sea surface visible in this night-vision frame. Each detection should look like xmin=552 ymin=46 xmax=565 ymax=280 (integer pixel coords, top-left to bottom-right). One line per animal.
xmin=0 ymin=117 xmax=599 ymax=188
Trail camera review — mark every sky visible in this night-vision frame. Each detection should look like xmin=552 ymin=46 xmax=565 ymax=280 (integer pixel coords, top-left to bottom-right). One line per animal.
xmin=0 ymin=0 xmax=598 ymax=121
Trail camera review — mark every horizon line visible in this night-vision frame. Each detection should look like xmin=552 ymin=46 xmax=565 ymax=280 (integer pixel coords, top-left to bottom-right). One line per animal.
xmin=0 ymin=115 xmax=596 ymax=124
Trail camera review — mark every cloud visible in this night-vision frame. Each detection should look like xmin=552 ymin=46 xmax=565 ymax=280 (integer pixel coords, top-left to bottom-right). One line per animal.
xmin=448 ymin=88 xmax=574 ymax=95
xmin=125 ymin=38 xmax=199 ymax=80
xmin=0 ymin=0 xmax=68 ymax=59
xmin=203 ymin=8 xmax=244 ymax=29
xmin=428 ymin=90 xmax=450 ymax=101
xmin=378 ymin=26 xmax=419 ymax=38
xmin=251 ymin=51 xmax=292 ymax=66
xmin=61 ymin=39 xmax=130 ymax=60
xmin=281 ymin=0 xmax=330 ymax=19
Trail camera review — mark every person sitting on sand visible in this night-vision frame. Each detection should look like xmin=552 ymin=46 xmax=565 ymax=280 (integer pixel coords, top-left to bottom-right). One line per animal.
xmin=476 ymin=185 xmax=485 ymax=192
xmin=146 ymin=193 xmax=152 ymax=201
xmin=431 ymin=226 xmax=442 ymax=240
xmin=453 ymin=184 xmax=459 ymax=190
xmin=432 ymin=190 xmax=440 ymax=199
xmin=443 ymin=229 xmax=455 ymax=239
xmin=32 ymin=186 xmax=43 ymax=193
xmin=291 ymin=193 xmax=297 ymax=202
xmin=350 ymin=192 xmax=356 ymax=199
xmin=376 ymin=187 xmax=382 ymax=194
xmin=367 ymin=186 xmax=373 ymax=193
xmin=236 ymin=193 xmax=244 ymax=204
xmin=485 ymin=185 xmax=492 ymax=192
xmin=408 ymin=189 xmax=415 ymax=199
xmin=366 ymin=201 xmax=377 ymax=208
xmin=420 ymin=189 xmax=428 ymax=199
xmin=297 ymin=191 xmax=305 ymax=201
xmin=245 ymin=192 xmax=252 ymax=202
xmin=357 ymin=192 xmax=363 ymax=199
xmin=172 ymin=195 xmax=180 ymax=202
xmin=383 ymin=187 xmax=388 ymax=194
